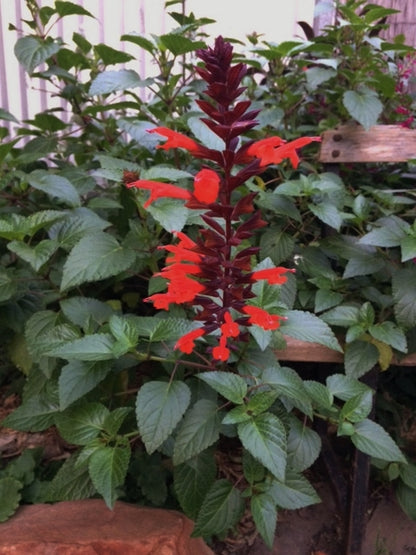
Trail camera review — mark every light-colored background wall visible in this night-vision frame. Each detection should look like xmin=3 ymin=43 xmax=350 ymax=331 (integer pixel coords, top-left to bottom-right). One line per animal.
xmin=0 ymin=0 xmax=317 ymax=127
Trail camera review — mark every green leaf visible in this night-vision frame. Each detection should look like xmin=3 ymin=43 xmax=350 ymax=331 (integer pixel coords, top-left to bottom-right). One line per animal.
xmin=392 ymin=268 xmax=416 ymax=328
xmin=343 ymin=87 xmax=382 ymax=130
xmin=60 ymin=297 xmax=114 ymax=329
xmin=315 ymin=289 xmax=344 ymax=313
xmin=280 ymin=310 xmax=342 ymax=352
xmin=287 ymin=417 xmax=321 ymax=472
xmin=0 ymin=478 xmax=22 ymax=522
xmin=369 ymin=322 xmax=407 ymax=353
xmin=55 ymin=1 xmax=94 ymax=17
xmin=143 ymin=166 xmax=193 ymax=181
xmin=94 ymin=44 xmax=134 ymax=65
xmin=304 ymin=380 xmax=333 ymax=410
xmin=260 ymin=228 xmax=295 ymax=265
xmin=243 ymin=451 xmax=266 ymax=484
xmin=251 ymin=494 xmax=277 ymax=549
xmin=8 ymin=239 xmax=58 ymax=272
xmin=2 ymin=394 xmax=59 ymax=432
xmin=187 ymin=116 xmax=224 ymax=150
xmin=268 ymin=472 xmax=321 ymax=510
xmin=54 ymin=402 xmax=109 ymax=445
xmin=59 ymin=360 xmax=111 ymax=410
xmin=344 ymin=340 xmax=379 ymax=378
xmin=147 ymin=198 xmax=189 ymax=233
xmin=49 ymin=208 xmax=110 ymax=249
xmin=45 ymin=453 xmax=96 ymax=502
xmin=352 ymin=419 xmax=406 ymax=462
xmin=321 ymin=304 xmax=360 ymax=327
xmin=262 ymin=365 xmax=312 ymax=417
xmin=136 ymin=381 xmax=191 ymax=454
xmin=159 ymin=34 xmax=205 ymax=55
xmin=309 ymin=202 xmax=343 ymax=231
xmin=237 ymin=413 xmax=287 ymax=482
xmin=173 ymin=400 xmax=221 ymax=465
xmin=27 ymin=170 xmax=80 ymax=207
xmin=396 ymin=481 xmax=416 ymax=519
xmin=47 ymin=333 xmax=116 ymax=361
xmin=400 ymin=463 xmax=416 ymax=490
xmin=174 ymin=448 xmax=217 ymax=520
xmin=60 ymin=232 xmax=135 ymax=291
xmin=89 ymin=69 xmax=144 ymax=95
xmin=14 ymin=36 xmax=61 ymax=74
xmin=88 ymin=443 xmax=131 ymax=509
xmin=0 ymin=108 xmax=19 ymax=123
xmin=339 ymin=391 xmax=373 ymax=424
xmin=121 ymin=33 xmax=156 ymax=54
xmin=326 ymin=374 xmax=373 ymax=402
xmin=401 ymin=235 xmax=416 ymax=262
xmin=196 ymin=372 xmax=247 ymax=404
xmin=0 ymin=268 xmax=17 ymax=301
xmin=359 ymin=216 xmax=409 ymax=247
xmin=193 ymin=479 xmax=244 ymax=538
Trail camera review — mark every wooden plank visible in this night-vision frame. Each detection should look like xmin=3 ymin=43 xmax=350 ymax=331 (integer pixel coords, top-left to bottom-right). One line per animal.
xmin=276 ymin=336 xmax=416 ymax=366
xmin=319 ymin=124 xmax=416 ymax=163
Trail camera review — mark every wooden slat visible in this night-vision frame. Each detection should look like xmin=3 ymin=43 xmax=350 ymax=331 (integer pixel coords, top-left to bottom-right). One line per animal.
xmin=319 ymin=124 xmax=416 ymax=163
xmin=276 ymin=336 xmax=416 ymax=366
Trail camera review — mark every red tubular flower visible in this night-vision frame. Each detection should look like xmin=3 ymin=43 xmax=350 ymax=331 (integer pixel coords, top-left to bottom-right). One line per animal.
xmin=242 ymin=305 xmax=286 ymax=330
xmin=251 ymin=267 xmax=295 ymax=285
xmin=156 ymin=263 xmax=201 ymax=280
xmin=212 ymin=335 xmax=231 ymax=361
xmin=221 ymin=312 xmax=240 ymax=338
xmin=148 ymin=127 xmax=201 ymax=153
xmin=145 ymin=277 xmax=205 ymax=309
xmin=127 ymin=180 xmax=190 ymax=208
xmin=247 ymin=136 xmax=321 ymax=168
xmin=193 ymin=169 xmax=220 ymax=203
xmin=175 ymin=328 xmax=205 ymax=354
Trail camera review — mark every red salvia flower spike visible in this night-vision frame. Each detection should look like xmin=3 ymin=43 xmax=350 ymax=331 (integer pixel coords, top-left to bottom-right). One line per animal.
xmin=126 ymin=180 xmax=190 ymax=208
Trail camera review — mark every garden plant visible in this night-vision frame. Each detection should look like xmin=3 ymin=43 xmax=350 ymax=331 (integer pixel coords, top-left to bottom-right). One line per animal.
xmin=0 ymin=0 xmax=415 ymax=549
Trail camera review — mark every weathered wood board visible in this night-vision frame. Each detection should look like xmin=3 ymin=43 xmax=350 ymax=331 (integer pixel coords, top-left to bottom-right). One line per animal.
xmin=319 ymin=124 xmax=416 ymax=163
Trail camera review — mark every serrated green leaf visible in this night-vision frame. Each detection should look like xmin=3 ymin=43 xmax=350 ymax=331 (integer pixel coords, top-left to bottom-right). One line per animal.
xmin=321 ymin=304 xmax=360 ymax=327
xmin=309 ymin=202 xmax=343 ymax=231
xmin=280 ymin=310 xmax=342 ymax=352
xmin=60 ymin=297 xmax=114 ymax=329
xmin=14 ymin=36 xmax=61 ymax=74
xmin=59 ymin=360 xmax=111 ymax=410
xmin=396 ymin=481 xmax=416 ymax=519
xmin=136 ymin=381 xmax=191 ymax=454
xmin=2 ymin=387 xmax=59 ymax=432
xmin=400 ymin=463 xmax=416 ymax=490
xmin=0 ymin=268 xmax=17 ymax=301
xmin=303 ymin=380 xmax=334 ymax=410
xmin=187 ymin=116 xmax=224 ymax=150
xmin=196 ymin=371 xmax=247 ymax=404
xmin=392 ymin=268 xmax=416 ymax=328
xmin=88 ymin=443 xmax=131 ymax=509
xmin=54 ymin=402 xmax=109 ymax=445
xmin=121 ymin=33 xmax=156 ymax=54
xmin=147 ymin=198 xmax=189 ymax=233
xmin=47 ymin=333 xmax=116 ymax=361
xmin=61 ymin=232 xmax=135 ymax=291
xmin=369 ymin=322 xmax=407 ymax=353
xmin=222 ymin=405 xmax=251 ymax=425
xmin=401 ymin=236 xmax=416 ymax=262
xmin=262 ymin=365 xmax=312 ymax=417
xmin=287 ymin=417 xmax=321 ymax=472
xmin=260 ymin=228 xmax=295 ymax=266
xmin=305 ymin=67 xmax=336 ymax=90
xmin=89 ymin=69 xmax=144 ymax=95
xmin=268 ymin=472 xmax=321 ymax=510
xmin=315 ymin=289 xmax=344 ymax=313
xmin=344 ymin=340 xmax=379 ymax=379
xmin=174 ymin=448 xmax=217 ymax=520
xmin=193 ymin=479 xmax=244 ymax=538
xmin=55 ymin=1 xmax=94 ymax=17
xmin=359 ymin=216 xmax=409 ymax=247
xmin=251 ymin=493 xmax=277 ymax=549
xmin=173 ymin=400 xmax=221 ymax=465
xmin=326 ymin=374 xmax=372 ymax=401
xmin=27 ymin=170 xmax=80 ymax=207
xmin=49 ymin=208 xmax=110 ymax=250
xmin=94 ymin=44 xmax=134 ymax=65
xmin=143 ymin=166 xmax=193 ymax=181
xmin=160 ymin=34 xmax=205 ymax=55
xmin=238 ymin=413 xmax=287 ymax=481
xmin=45 ymin=453 xmax=96 ymax=502
xmin=0 ymin=478 xmax=22 ymax=522
xmin=339 ymin=391 xmax=373 ymax=424
xmin=8 ymin=239 xmax=58 ymax=271
xmin=343 ymin=88 xmax=382 ymax=130
xmin=352 ymin=419 xmax=406 ymax=462
xmin=243 ymin=451 xmax=266 ymax=484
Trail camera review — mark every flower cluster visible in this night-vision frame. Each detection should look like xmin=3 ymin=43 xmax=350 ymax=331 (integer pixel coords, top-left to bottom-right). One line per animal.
xmin=127 ymin=36 xmax=320 ymax=362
